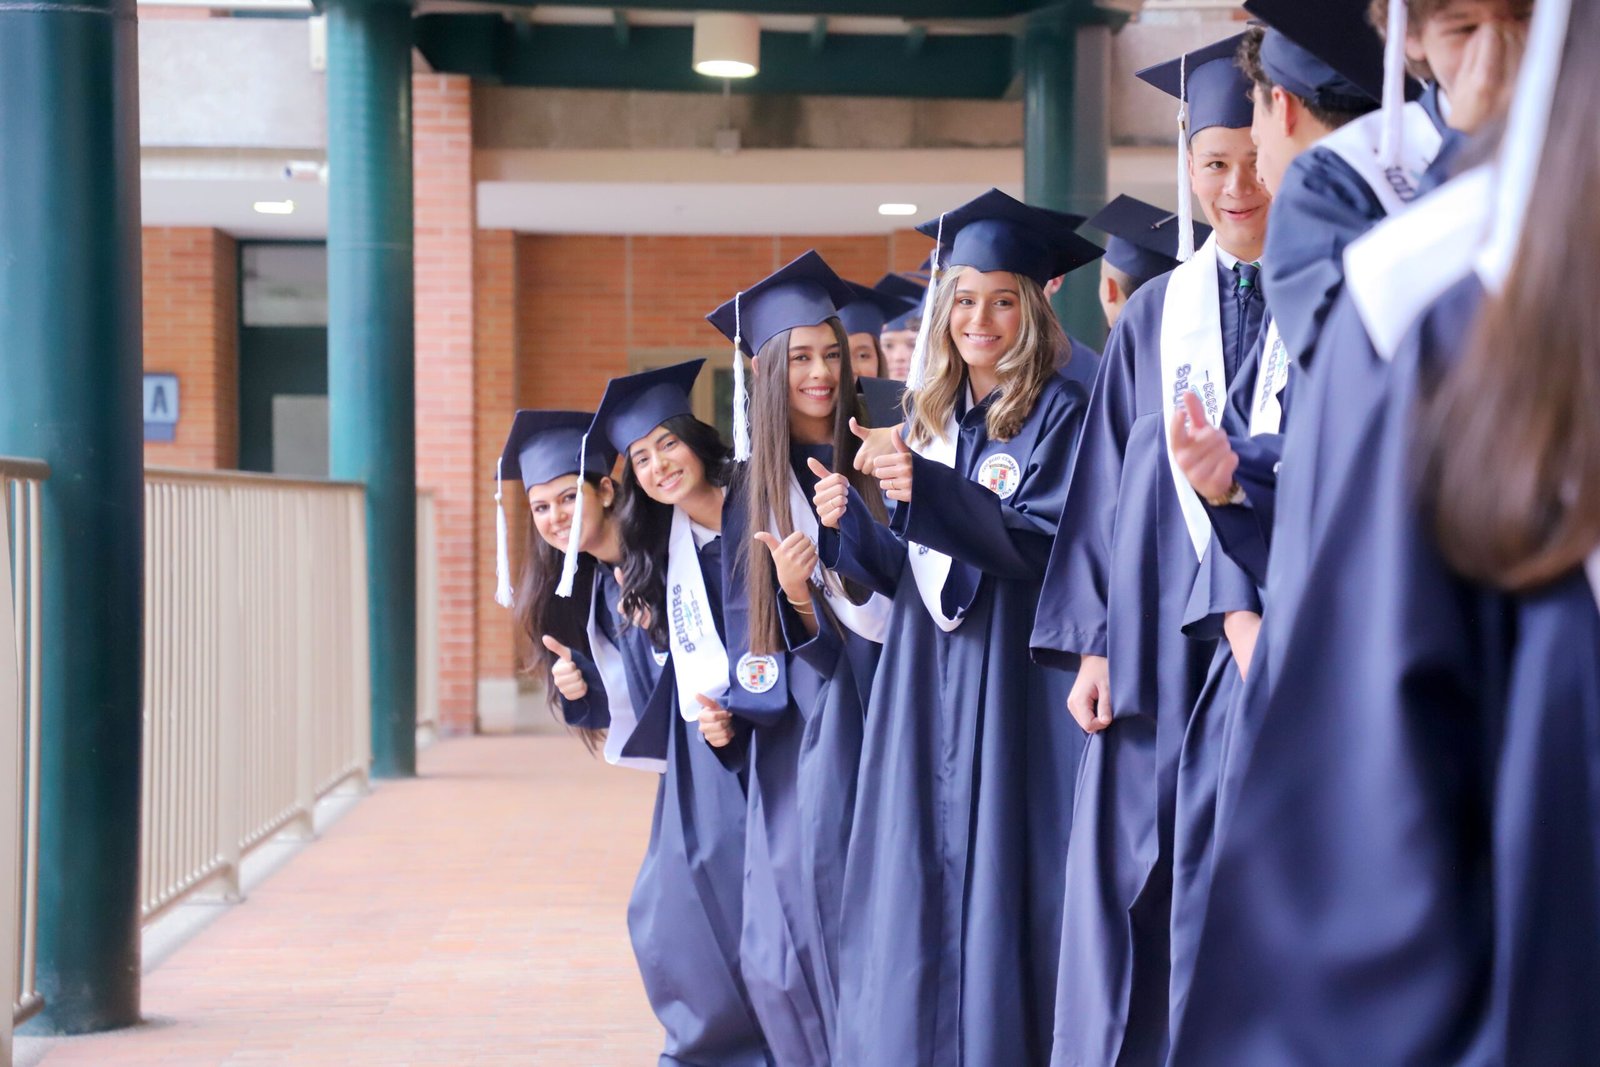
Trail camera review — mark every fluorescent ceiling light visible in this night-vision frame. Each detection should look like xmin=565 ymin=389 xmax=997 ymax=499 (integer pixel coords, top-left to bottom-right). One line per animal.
xmin=253 ymin=199 xmax=295 ymax=215
xmin=878 ymin=203 xmax=918 ymax=216
xmin=693 ymin=13 xmax=759 ymax=79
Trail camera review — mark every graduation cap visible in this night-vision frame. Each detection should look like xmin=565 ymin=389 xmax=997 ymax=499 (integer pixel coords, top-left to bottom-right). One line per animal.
xmin=1245 ymin=0 xmax=1385 ymax=112
xmin=873 ymin=272 xmax=928 ymax=304
xmin=1135 ymin=34 xmax=1251 ymax=263
xmin=591 ymin=359 xmax=706 ymax=458
xmin=837 ymin=282 xmax=919 ymax=337
xmin=707 ymin=251 xmax=855 ymax=461
xmin=493 ymin=409 xmax=620 ymax=609
xmin=905 ymin=188 xmax=1104 ymax=389
xmin=1088 ymin=195 xmax=1213 ymax=291
xmin=857 ymin=375 xmax=908 ymax=429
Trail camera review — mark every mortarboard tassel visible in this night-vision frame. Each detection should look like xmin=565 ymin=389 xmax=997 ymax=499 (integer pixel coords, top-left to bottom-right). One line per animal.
xmin=494 ymin=458 xmax=515 ymax=609
xmin=731 ymin=292 xmax=752 ymax=462
xmin=905 ymin=213 xmax=944 ymax=394
xmin=1377 ymin=0 xmax=1409 ymax=169
xmin=554 ymin=432 xmax=589 ymax=598
xmin=1175 ymin=53 xmax=1197 ymax=263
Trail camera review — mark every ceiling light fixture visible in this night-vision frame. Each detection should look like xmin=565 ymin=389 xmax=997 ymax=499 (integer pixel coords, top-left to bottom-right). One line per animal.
xmin=878 ymin=203 xmax=918 ymax=216
xmin=253 ymin=200 xmax=296 ymax=215
xmin=693 ymin=13 xmax=760 ymax=79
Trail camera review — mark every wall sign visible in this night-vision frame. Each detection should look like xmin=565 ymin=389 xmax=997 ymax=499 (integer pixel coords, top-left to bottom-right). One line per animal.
xmin=144 ymin=374 xmax=180 ymax=443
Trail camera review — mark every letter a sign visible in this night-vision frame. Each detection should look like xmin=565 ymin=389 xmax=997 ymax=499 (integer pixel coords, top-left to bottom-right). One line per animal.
xmin=143 ymin=373 xmax=180 ymax=442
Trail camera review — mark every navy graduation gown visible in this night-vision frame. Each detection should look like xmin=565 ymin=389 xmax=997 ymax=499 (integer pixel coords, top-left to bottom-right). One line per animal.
xmin=1172 ymin=275 xmax=1545 ymax=1064
xmin=560 ymin=563 xmax=662 ymax=732
xmin=719 ymin=472 xmax=832 ymax=1067
xmin=827 ymin=373 xmax=1088 ymax=1067
xmin=1031 ymin=259 xmax=1262 ymax=1067
xmin=620 ymin=540 xmax=773 ymax=1067
xmin=1058 ymin=333 xmax=1102 ymax=391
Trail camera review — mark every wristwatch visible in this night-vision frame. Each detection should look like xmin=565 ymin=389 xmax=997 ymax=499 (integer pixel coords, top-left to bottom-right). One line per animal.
xmin=1204 ymin=481 xmax=1247 ymax=508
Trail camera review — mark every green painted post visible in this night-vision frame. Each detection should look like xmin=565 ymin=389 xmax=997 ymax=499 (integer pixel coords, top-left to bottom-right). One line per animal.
xmin=326 ymin=0 xmax=418 ymax=778
xmin=1023 ymin=8 xmax=1112 ymax=349
xmin=0 ymin=0 xmax=145 ymax=1034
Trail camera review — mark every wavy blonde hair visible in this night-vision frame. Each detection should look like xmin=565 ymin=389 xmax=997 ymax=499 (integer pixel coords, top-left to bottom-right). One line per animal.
xmin=905 ymin=266 xmax=1064 ymax=446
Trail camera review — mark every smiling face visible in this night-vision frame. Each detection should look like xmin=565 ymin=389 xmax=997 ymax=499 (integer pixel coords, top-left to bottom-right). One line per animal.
xmin=785 ymin=322 xmax=843 ymax=442
xmin=1189 ymin=124 xmax=1271 ymax=262
xmin=948 ymin=268 xmax=1023 ymax=374
xmin=627 ymin=424 xmax=709 ymax=507
xmin=847 ymin=333 xmax=880 ymax=379
xmin=527 ymin=475 xmax=614 ymax=554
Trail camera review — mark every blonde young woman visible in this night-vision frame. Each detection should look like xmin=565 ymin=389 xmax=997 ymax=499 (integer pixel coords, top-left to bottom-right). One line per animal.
xmin=810 ymin=189 xmax=1103 ymax=1066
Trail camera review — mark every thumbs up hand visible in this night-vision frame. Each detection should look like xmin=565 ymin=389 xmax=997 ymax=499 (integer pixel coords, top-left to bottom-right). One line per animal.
xmin=1169 ymin=391 xmax=1239 ymax=505
xmin=542 ymin=635 xmax=589 ymax=701
xmin=754 ymin=529 xmax=818 ymax=607
xmin=808 ymin=458 xmax=850 ymax=530
xmin=867 ymin=429 xmax=915 ymax=504
xmin=695 ymin=693 xmax=735 ymax=748
xmin=850 ymin=417 xmax=906 ymax=474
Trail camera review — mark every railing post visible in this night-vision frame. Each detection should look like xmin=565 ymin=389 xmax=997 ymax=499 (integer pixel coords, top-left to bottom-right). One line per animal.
xmin=292 ymin=494 xmax=317 ymax=836
xmin=2 ymin=484 xmax=21 ymax=1067
xmin=212 ymin=486 xmax=243 ymax=901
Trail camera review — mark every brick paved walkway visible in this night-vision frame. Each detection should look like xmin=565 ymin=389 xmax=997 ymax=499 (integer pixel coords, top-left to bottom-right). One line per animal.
xmin=34 ymin=736 xmax=664 ymax=1066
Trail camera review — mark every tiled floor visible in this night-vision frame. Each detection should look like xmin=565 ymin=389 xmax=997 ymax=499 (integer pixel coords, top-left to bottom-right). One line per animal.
xmin=33 ymin=736 xmax=664 ymax=1066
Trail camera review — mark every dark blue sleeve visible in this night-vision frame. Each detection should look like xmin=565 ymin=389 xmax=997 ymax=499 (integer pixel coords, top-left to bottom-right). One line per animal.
xmin=780 ymin=590 xmax=844 ymax=676
xmin=1182 ymin=537 xmax=1263 ymax=641
xmin=895 ymin=388 xmax=1085 ymax=582
xmin=818 ymin=483 xmax=906 ymax=596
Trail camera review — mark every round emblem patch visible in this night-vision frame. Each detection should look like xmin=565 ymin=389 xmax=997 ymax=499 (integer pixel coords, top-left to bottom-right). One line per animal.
xmin=651 ymin=648 xmax=669 ymax=667
xmin=978 ymin=453 xmax=1022 ymax=499
xmin=736 ymin=652 xmax=780 ymax=694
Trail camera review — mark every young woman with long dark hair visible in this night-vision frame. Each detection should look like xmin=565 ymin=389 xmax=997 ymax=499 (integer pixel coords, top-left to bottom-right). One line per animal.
xmin=702 ymin=252 xmax=890 ymax=1065
xmin=1172 ymin=1 xmax=1600 ymax=1060
xmin=810 ymin=190 xmax=1102 ymax=1065
xmin=574 ymin=364 xmax=771 ymax=1066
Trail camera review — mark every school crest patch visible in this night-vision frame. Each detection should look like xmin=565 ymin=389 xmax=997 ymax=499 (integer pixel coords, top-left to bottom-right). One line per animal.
xmin=736 ymin=652 xmax=780 ymax=694
xmin=978 ymin=453 xmax=1022 ymax=499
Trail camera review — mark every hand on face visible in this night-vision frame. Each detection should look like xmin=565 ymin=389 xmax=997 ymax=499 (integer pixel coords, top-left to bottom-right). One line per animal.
xmin=1445 ymin=15 xmax=1528 ymax=133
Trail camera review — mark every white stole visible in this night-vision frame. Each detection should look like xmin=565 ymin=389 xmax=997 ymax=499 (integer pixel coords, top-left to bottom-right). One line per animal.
xmin=587 ymin=579 xmax=667 ymax=774
xmin=905 ymin=414 xmax=964 ymax=633
xmin=1160 ymin=232 xmax=1230 ymax=560
xmin=665 ymin=506 xmax=730 ymax=722
xmin=781 ymin=473 xmax=893 ymax=645
xmin=1587 ymin=551 xmax=1600 ymax=618
xmin=1318 ymin=101 xmax=1444 ymax=216
xmin=1248 ymin=318 xmax=1290 ymax=437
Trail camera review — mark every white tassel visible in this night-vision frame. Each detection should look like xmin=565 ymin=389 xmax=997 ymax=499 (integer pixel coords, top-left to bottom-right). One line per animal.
xmin=905 ymin=214 xmax=944 ymax=393
xmin=1476 ymin=0 xmax=1570 ymax=291
xmin=554 ymin=432 xmax=589 ymax=599
xmin=1377 ymin=0 xmax=1409 ymax=168
xmin=731 ymin=291 xmax=752 ymax=462
xmin=1175 ymin=54 xmax=1196 ymax=263
xmin=494 ymin=458 xmax=515 ymax=609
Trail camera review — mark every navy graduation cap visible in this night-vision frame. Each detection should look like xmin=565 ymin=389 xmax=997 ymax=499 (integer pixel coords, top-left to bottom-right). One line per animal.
xmin=706 ymin=250 xmax=856 ymax=359
xmin=1136 ymin=33 xmax=1254 ymax=136
xmin=873 ymin=272 xmax=928 ymax=304
xmin=1089 ymin=195 xmax=1213 ymax=288
xmin=1245 ymin=0 xmax=1386 ymax=111
xmin=498 ymin=410 xmax=616 ymax=491
xmin=838 ymin=282 xmax=919 ymax=337
xmin=915 ymin=188 xmax=1104 ymax=286
xmin=591 ymin=359 xmax=707 ymax=456
xmin=858 ymin=375 xmax=908 ymax=429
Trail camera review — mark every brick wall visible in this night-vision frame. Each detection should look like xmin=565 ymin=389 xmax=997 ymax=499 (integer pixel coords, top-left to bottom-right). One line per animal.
xmin=475 ymin=230 xmax=521 ymax=688
xmin=414 ymin=73 xmax=480 ymax=734
xmin=142 ymin=227 xmax=238 ymax=470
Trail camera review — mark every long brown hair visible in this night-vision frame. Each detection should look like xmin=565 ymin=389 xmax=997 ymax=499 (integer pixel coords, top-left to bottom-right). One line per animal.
xmin=906 ymin=267 xmax=1064 ymax=447
xmin=1419 ymin=0 xmax=1600 ymax=591
xmin=737 ymin=320 xmax=887 ymax=656
xmin=513 ymin=473 xmax=608 ymax=753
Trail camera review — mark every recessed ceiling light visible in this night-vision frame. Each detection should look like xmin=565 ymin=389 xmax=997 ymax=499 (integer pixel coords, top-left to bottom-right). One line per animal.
xmin=878 ymin=203 xmax=918 ymax=216
xmin=253 ymin=200 xmax=295 ymax=215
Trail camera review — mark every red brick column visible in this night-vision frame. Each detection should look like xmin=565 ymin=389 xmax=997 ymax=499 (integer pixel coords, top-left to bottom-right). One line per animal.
xmin=413 ymin=73 xmax=479 ymax=733
xmin=474 ymin=229 xmax=521 ymax=728
xmin=141 ymin=227 xmax=238 ymax=470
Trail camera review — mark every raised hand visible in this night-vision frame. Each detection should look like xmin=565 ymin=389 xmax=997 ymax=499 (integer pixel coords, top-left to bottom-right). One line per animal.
xmin=1449 ymin=17 xmax=1527 ymax=134
xmin=867 ymin=428 xmax=914 ymax=504
xmin=1067 ymin=654 xmax=1113 ymax=733
xmin=541 ymin=634 xmax=588 ymax=701
xmin=850 ymin=417 xmax=905 ymax=474
xmin=1170 ymin=391 xmax=1240 ymax=505
xmin=753 ymin=529 xmax=818 ymax=608
xmin=808 ymin=457 xmax=850 ymax=530
xmin=695 ymin=693 xmax=735 ymax=748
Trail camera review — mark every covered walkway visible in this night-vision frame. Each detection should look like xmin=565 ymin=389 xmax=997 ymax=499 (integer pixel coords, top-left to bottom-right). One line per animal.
xmin=23 ymin=737 xmax=661 ymax=1066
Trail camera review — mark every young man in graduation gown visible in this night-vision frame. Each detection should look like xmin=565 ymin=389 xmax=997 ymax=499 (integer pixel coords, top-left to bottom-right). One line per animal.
xmin=1087 ymin=195 xmax=1210 ymax=332
xmin=1029 ymin=36 xmax=1270 ymax=1067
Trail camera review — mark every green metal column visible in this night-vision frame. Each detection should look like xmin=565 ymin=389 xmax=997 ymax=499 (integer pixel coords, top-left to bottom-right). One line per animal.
xmin=1023 ymin=8 xmax=1111 ymax=349
xmin=326 ymin=0 xmax=417 ymax=778
xmin=0 ymin=0 xmax=144 ymax=1035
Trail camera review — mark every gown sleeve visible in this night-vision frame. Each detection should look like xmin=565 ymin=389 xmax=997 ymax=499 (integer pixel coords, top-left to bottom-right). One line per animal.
xmin=818 ymin=482 xmax=908 ymax=596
